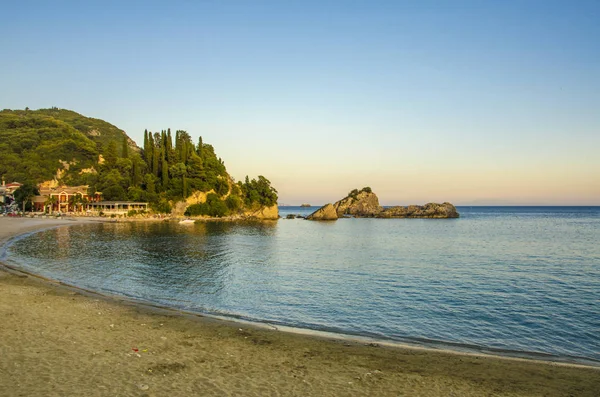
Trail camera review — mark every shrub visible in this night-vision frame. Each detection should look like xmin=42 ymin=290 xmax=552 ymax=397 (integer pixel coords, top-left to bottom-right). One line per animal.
xmin=184 ymin=193 xmax=228 ymax=217
xmin=225 ymin=194 xmax=242 ymax=212
xmin=152 ymin=198 xmax=172 ymax=214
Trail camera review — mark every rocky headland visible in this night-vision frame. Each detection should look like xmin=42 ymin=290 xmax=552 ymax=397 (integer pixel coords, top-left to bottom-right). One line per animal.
xmin=307 ymin=188 xmax=459 ymax=220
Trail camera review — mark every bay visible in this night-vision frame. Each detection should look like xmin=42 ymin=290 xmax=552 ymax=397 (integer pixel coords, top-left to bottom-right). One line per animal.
xmin=6 ymin=206 xmax=600 ymax=364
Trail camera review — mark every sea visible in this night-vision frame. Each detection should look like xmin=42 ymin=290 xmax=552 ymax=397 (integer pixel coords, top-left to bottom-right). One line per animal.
xmin=4 ymin=206 xmax=600 ymax=365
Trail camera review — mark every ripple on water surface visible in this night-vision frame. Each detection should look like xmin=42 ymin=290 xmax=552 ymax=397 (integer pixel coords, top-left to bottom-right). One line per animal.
xmin=7 ymin=207 xmax=600 ymax=364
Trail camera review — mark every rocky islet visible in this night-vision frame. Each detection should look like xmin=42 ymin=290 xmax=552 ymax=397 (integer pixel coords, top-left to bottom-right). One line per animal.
xmin=307 ymin=188 xmax=459 ymax=220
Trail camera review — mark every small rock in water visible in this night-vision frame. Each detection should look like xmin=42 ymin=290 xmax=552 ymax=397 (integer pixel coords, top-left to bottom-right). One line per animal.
xmin=138 ymin=384 xmax=149 ymax=391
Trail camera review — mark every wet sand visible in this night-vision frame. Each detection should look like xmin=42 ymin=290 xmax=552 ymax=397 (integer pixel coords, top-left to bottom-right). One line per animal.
xmin=1 ymin=217 xmax=598 ymax=396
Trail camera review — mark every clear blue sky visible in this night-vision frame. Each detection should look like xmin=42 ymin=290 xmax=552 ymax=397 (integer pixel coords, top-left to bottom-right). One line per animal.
xmin=2 ymin=1 xmax=599 ymax=205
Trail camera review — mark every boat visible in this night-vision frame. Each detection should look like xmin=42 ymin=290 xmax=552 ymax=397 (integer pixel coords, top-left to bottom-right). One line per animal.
xmin=179 ymin=219 xmax=195 ymax=225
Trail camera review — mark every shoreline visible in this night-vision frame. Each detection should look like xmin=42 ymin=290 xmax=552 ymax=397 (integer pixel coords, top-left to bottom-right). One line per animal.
xmin=5 ymin=217 xmax=597 ymax=368
xmin=1 ymin=217 xmax=599 ymax=396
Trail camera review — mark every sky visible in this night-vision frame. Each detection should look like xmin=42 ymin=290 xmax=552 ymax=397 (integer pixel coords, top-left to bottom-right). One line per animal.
xmin=1 ymin=0 xmax=599 ymax=205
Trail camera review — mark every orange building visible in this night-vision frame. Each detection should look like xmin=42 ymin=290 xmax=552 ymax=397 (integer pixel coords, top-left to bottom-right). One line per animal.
xmin=33 ymin=185 xmax=102 ymax=213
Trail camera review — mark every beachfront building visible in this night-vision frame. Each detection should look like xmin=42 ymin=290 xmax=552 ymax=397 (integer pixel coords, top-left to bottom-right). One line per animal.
xmin=33 ymin=184 xmax=102 ymax=213
xmin=0 ymin=180 xmax=22 ymax=204
xmin=87 ymin=201 xmax=148 ymax=215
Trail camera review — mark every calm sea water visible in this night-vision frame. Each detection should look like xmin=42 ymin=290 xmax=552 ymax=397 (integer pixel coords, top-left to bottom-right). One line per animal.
xmin=6 ymin=206 xmax=600 ymax=364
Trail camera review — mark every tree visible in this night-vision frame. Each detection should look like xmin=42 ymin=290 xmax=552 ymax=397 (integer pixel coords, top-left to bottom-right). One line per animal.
xmin=144 ymin=173 xmax=156 ymax=194
xmin=105 ymin=141 xmax=118 ymax=167
xmin=152 ymin=133 xmax=160 ymax=177
xmin=131 ymin=156 xmax=143 ymax=186
xmin=121 ymin=136 xmax=129 ymax=158
xmin=161 ymin=150 xmax=169 ymax=187
xmin=143 ymin=129 xmax=149 ymax=156
xmin=255 ymin=175 xmax=278 ymax=206
xmin=145 ymin=131 xmax=154 ymax=168
xmin=13 ymin=183 xmax=39 ymax=212
xmin=44 ymin=196 xmax=58 ymax=213
xmin=240 ymin=175 xmax=278 ymax=208
xmin=166 ymin=128 xmax=174 ymax=162
xmin=68 ymin=193 xmax=85 ymax=213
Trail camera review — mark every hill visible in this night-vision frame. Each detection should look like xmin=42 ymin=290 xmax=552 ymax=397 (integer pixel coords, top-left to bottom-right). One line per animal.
xmin=0 ymin=108 xmax=277 ymax=216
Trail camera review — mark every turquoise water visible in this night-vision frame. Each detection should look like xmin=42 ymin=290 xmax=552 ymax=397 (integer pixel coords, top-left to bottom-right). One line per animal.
xmin=6 ymin=207 xmax=600 ymax=364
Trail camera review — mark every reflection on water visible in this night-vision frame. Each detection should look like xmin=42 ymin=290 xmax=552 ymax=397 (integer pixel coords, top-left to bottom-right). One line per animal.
xmin=7 ymin=207 xmax=600 ymax=364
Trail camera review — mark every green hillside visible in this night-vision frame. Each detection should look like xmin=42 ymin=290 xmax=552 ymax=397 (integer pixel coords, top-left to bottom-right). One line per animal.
xmin=0 ymin=109 xmax=100 ymax=183
xmin=35 ymin=107 xmax=137 ymax=155
xmin=0 ymin=108 xmax=277 ymax=214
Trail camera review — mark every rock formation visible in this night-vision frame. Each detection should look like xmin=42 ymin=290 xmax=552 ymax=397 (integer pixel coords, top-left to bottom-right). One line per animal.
xmin=244 ymin=204 xmax=279 ymax=220
xmin=308 ymin=188 xmax=459 ymax=219
xmin=379 ymin=202 xmax=459 ymax=218
xmin=333 ymin=189 xmax=381 ymax=217
xmin=306 ymin=203 xmax=338 ymax=220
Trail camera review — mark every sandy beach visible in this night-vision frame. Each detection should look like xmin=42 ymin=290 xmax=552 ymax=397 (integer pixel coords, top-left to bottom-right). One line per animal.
xmin=0 ymin=217 xmax=598 ymax=396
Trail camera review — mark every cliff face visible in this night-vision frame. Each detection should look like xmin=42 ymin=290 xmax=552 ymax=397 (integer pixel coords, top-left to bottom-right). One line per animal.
xmin=333 ymin=191 xmax=381 ymax=217
xmin=244 ymin=204 xmax=279 ymax=220
xmin=309 ymin=189 xmax=459 ymax=219
xmin=306 ymin=203 xmax=338 ymax=220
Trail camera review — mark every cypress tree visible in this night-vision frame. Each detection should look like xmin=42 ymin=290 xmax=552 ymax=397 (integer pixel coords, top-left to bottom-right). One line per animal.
xmin=197 ymin=136 xmax=203 ymax=158
xmin=174 ymin=130 xmax=181 ymax=163
xmin=147 ymin=132 xmax=155 ymax=171
xmin=145 ymin=174 xmax=156 ymax=194
xmin=161 ymin=150 xmax=169 ymax=187
xmin=181 ymin=140 xmax=188 ymax=164
xmin=166 ymin=128 xmax=174 ymax=163
xmin=152 ymin=133 xmax=160 ymax=177
xmin=132 ymin=158 xmax=142 ymax=186
xmin=143 ymin=130 xmax=148 ymax=158
xmin=122 ymin=136 xmax=129 ymax=158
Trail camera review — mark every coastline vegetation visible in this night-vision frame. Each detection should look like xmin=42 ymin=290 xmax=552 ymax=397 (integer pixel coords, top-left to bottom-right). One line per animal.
xmin=0 ymin=108 xmax=277 ymax=213
xmin=347 ymin=186 xmax=372 ymax=199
